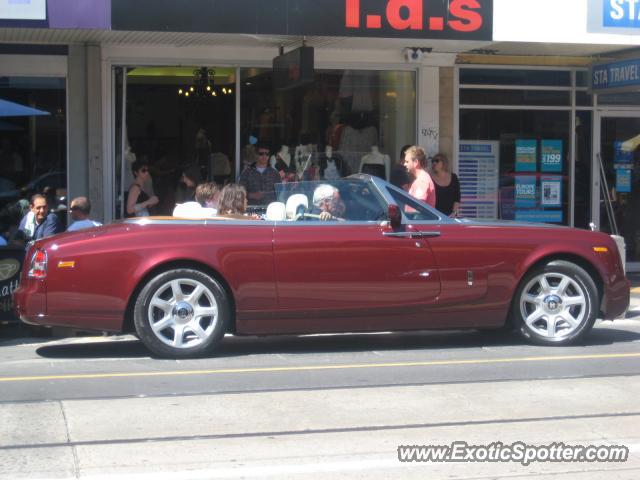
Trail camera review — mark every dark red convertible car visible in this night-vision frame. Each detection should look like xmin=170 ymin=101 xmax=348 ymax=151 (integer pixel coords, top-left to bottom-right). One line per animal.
xmin=14 ymin=176 xmax=629 ymax=358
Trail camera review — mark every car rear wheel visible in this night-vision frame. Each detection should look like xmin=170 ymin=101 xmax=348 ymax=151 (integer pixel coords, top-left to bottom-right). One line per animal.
xmin=133 ymin=268 xmax=229 ymax=358
xmin=513 ymin=260 xmax=598 ymax=345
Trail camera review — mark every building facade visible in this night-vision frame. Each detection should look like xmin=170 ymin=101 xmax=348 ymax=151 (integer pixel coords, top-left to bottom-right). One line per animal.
xmin=0 ymin=0 xmax=639 ymax=269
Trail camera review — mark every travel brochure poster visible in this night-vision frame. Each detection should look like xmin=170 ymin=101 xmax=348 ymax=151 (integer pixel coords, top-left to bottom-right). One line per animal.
xmin=541 ymin=140 xmax=563 ymax=172
xmin=541 ymin=176 xmax=562 ymax=207
xmin=458 ymin=141 xmax=500 ymax=220
xmin=515 ymin=176 xmax=536 ymax=208
xmin=515 ymin=139 xmax=537 ymax=172
xmin=614 ymin=140 xmax=633 ymax=194
xmin=513 ymin=139 xmax=564 ymax=224
xmin=616 ymin=168 xmax=631 ymax=193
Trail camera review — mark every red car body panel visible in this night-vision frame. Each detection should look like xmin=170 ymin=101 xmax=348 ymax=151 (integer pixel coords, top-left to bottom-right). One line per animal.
xmin=14 ymin=178 xmax=630 ymax=338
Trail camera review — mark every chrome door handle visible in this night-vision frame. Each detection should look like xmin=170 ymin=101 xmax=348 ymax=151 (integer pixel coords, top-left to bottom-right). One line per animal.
xmin=383 ymin=231 xmax=422 ymax=238
xmin=418 ymin=231 xmax=441 ymax=238
xmin=383 ymin=231 xmax=440 ymax=239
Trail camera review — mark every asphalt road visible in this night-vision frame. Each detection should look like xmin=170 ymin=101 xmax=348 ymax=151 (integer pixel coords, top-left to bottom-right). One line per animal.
xmin=1 ymin=319 xmax=640 ymax=403
xmin=1 ymin=304 xmax=640 ymax=479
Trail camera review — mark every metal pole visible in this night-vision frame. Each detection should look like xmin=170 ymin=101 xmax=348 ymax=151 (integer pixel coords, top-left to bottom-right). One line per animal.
xmin=596 ymin=152 xmax=619 ymax=236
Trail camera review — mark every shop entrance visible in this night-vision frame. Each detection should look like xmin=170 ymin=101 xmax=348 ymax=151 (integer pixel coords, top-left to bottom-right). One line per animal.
xmin=112 ymin=66 xmax=236 ymax=219
xmin=596 ymin=112 xmax=640 ymax=269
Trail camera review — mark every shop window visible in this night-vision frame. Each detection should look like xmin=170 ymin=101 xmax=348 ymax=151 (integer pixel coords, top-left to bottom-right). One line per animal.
xmin=239 ymin=68 xmax=416 ymax=189
xmin=575 ymin=91 xmax=593 ymax=107
xmin=597 ymin=92 xmax=640 ymax=106
xmin=459 ymin=69 xmax=571 ymax=87
xmin=575 ymin=71 xmax=589 ymax=87
xmin=113 ymin=66 xmax=236 ymax=218
xmin=0 ymin=76 xmax=66 ymax=246
xmin=459 ymin=109 xmax=571 ymax=226
xmin=460 ymin=89 xmax=570 ymax=107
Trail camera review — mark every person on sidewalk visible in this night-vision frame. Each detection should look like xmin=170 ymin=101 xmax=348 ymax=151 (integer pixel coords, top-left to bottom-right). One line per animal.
xmin=67 ymin=196 xmax=102 ymax=232
xmin=404 ymin=145 xmax=436 ymax=208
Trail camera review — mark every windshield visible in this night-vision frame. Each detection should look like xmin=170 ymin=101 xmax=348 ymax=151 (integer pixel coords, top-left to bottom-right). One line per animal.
xmin=267 ymin=178 xmax=387 ymax=222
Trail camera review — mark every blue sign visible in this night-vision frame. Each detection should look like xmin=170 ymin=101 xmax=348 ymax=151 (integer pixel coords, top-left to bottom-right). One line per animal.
xmin=515 ymin=176 xmax=537 ymax=208
xmin=603 ymin=0 xmax=640 ymax=28
xmin=616 ymin=168 xmax=632 ymax=193
xmin=515 ymin=210 xmax=563 ymax=224
xmin=515 ymin=140 xmax=537 ymax=172
xmin=592 ymin=58 xmax=640 ymax=91
xmin=614 ymin=141 xmax=634 ymax=167
xmin=541 ymin=140 xmax=563 ymax=173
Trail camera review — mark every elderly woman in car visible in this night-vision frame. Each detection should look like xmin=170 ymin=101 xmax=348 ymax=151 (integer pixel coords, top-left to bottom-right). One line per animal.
xmin=311 ymin=184 xmax=346 ymax=221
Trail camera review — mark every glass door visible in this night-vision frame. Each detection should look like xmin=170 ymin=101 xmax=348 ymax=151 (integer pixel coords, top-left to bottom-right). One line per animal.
xmin=597 ymin=112 xmax=640 ymax=267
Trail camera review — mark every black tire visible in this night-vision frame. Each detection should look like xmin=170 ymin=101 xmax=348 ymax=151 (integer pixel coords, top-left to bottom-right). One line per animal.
xmin=133 ymin=268 xmax=230 ymax=358
xmin=513 ymin=260 xmax=599 ymax=346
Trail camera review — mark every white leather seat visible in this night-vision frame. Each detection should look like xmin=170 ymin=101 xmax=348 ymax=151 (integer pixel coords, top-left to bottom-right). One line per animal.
xmin=285 ymin=194 xmax=309 ymax=220
xmin=172 ymin=202 xmax=217 ymax=218
xmin=265 ymin=201 xmax=286 ymax=221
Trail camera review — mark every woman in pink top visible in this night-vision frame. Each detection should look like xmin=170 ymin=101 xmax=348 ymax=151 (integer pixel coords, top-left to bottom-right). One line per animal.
xmin=403 ymin=146 xmax=436 ymax=207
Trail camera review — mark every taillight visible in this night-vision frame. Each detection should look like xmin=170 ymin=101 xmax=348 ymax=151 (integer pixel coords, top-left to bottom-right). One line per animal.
xmin=28 ymin=249 xmax=48 ymax=279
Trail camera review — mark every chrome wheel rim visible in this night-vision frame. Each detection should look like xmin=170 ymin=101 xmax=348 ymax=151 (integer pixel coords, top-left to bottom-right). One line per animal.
xmin=147 ymin=278 xmax=219 ymax=349
xmin=519 ymin=272 xmax=587 ymax=340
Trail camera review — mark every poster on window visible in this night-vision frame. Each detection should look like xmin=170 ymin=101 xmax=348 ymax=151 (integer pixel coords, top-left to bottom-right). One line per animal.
xmin=458 ymin=141 xmax=499 ymax=219
xmin=541 ymin=140 xmax=563 ymax=173
xmin=616 ymin=168 xmax=632 ymax=193
xmin=515 ymin=175 xmax=537 ymax=208
xmin=540 ymin=176 xmax=562 ymax=207
xmin=614 ymin=141 xmax=634 ymax=169
xmin=515 ymin=139 xmax=537 ymax=172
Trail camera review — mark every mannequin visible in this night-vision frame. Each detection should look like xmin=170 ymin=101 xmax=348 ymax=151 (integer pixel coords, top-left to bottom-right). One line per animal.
xmin=270 ymin=145 xmax=291 ymax=169
xmin=359 ymin=146 xmax=390 ymax=181
xmin=294 ymin=144 xmax=310 ymax=180
xmin=320 ymin=145 xmax=348 ymax=181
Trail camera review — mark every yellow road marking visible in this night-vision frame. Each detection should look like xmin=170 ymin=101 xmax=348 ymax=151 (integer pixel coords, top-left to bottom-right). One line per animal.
xmin=1 ymin=352 xmax=639 ymax=383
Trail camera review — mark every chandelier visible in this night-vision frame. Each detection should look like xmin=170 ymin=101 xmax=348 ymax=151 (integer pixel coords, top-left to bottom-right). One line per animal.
xmin=177 ymin=67 xmax=234 ymax=99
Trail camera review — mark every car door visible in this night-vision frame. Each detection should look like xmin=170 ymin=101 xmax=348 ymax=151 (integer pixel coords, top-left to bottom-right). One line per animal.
xmin=386 ymin=188 xmax=490 ymax=305
xmin=272 ymin=180 xmax=441 ymax=322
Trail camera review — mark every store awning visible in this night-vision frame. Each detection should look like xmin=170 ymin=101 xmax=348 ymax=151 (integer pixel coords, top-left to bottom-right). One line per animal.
xmin=0 ymin=98 xmax=50 ymax=118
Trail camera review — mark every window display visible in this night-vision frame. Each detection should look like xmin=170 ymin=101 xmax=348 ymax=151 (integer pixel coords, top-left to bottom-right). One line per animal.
xmin=240 ymin=68 xmax=416 ymax=186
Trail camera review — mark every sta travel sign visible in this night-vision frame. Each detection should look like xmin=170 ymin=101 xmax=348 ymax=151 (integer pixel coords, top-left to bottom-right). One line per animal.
xmin=111 ymin=0 xmax=492 ymax=40
xmin=603 ymin=0 xmax=640 ymax=28
xmin=592 ymin=58 xmax=640 ymax=91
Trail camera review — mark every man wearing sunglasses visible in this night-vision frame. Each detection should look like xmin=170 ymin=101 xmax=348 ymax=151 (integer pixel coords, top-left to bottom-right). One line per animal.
xmin=239 ymin=142 xmax=281 ymax=206
xmin=67 ymin=196 xmax=102 ymax=232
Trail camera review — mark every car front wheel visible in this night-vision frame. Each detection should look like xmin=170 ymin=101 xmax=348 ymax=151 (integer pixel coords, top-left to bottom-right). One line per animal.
xmin=513 ymin=260 xmax=599 ymax=345
xmin=133 ymin=268 xmax=229 ymax=358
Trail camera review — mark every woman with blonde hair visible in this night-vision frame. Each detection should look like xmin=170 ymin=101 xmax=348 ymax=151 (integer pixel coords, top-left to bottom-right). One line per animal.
xmin=430 ymin=152 xmax=461 ymax=217
xmin=218 ymin=184 xmax=248 ymax=215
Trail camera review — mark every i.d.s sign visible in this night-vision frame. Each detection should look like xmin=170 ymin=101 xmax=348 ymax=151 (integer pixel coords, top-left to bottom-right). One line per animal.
xmin=112 ymin=0 xmax=492 ymax=41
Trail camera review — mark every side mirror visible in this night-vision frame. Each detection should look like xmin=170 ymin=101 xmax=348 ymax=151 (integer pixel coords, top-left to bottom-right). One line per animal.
xmin=388 ymin=204 xmax=401 ymax=230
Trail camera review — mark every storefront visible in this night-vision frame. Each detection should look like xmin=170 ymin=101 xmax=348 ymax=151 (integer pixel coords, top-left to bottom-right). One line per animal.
xmin=102 ymin=0 xmax=493 ymax=220
xmin=454 ymin=0 xmax=640 ymax=269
